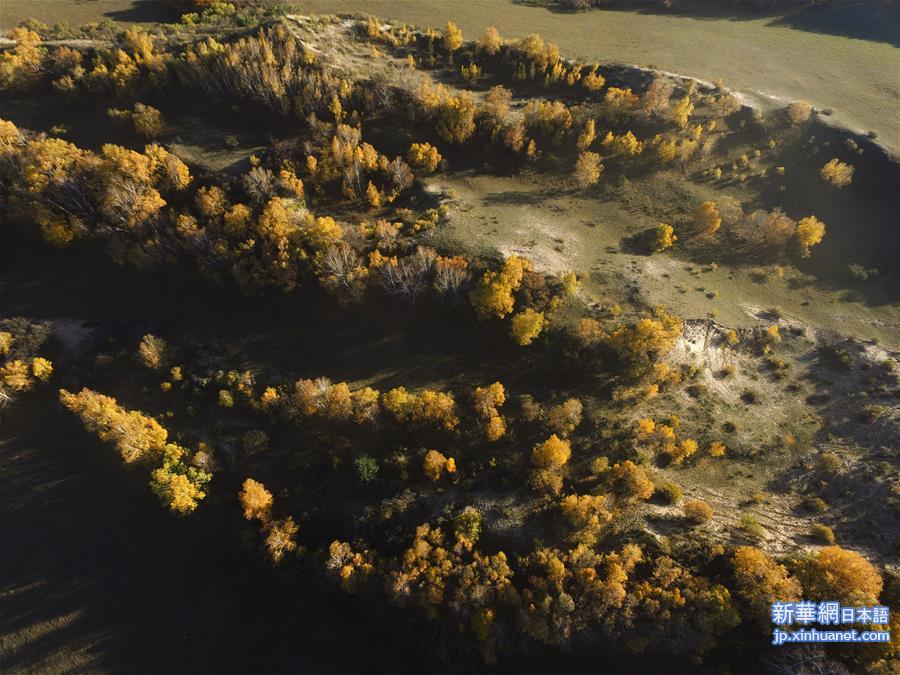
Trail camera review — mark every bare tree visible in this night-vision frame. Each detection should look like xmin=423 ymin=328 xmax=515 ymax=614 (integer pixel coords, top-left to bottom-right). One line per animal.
xmin=243 ymin=166 xmax=277 ymax=204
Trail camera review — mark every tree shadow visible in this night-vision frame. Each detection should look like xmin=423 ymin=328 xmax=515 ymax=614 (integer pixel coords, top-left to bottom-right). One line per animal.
xmin=102 ymin=0 xmax=177 ymax=25
xmin=512 ymin=0 xmax=900 ymax=46
xmin=482 ymin=187 xmax=563 ymax=206
xmin=619 ymin=227 xmax=656 ymax=256
xmin=0 ymin=392 xmax=423 ymax=674
xmin=769 ymin=0 xmax=900 ymax=47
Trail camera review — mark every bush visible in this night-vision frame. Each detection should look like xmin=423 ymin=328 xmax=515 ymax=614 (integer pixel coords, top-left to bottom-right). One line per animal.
xmin=454 ymin=506 xmax=483 ymax=545
xmin=657 ymin=480 xmax=683 ymax=505
xmin=803 ymin=496 xmax=828 ymax=514
xmin=816 ymin=452 xmax=841 ymax=475
xmin=786 ymin=101 xmax=813 ymax=125
xmin=811 ymin=524 xmax=835 ymax=544
xmin=590 ymin=456 xmax=609 ymax=475
xmin=684 ymin=499 xmax=713 ymax=523
xmin=354 ymin=455 xmax=379 ymax=482
xmin=242 ymin=429 xmax=269 ymax=454
xmin=739 ymin=515 xmax=765 ymax=541
xmin=132 ymin=103 xmax=164 ymax=138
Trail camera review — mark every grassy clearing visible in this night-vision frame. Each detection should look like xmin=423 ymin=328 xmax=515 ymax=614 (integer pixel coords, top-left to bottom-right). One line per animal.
xmin=431 ymin=164 xmax=900 ymax=348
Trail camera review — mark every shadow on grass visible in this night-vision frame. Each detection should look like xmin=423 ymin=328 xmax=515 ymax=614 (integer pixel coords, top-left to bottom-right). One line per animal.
xmin=513 ymin=0 xmax=900 ymax=46
xmin=0 ymin=393 xmax=426 ymax=673
xmin=102 ymin=0 xmax=178 ymax=25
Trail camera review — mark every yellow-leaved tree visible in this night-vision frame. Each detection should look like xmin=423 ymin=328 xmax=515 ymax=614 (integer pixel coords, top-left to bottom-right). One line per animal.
xmin=573 ymin=151 xmax=603 ymax=188
xmin=479 ymin=27 xmax=502 ymax=55
xmin=531 ymin=434 xmax=571 ymax=494
xmin=655 ymin=223 xmax=677 ymax=252
xmin=820 ymin=158 xmax=853 ymax=188
xmin=423 ymin=449 xmax=456 ymax=481
xmin=407 ymin=142 xmax=442 ymax=173
xmin=794 ymin=546 xmax=882 ymax=606
xmin=60 ymin=388 xmax=210 ymax=513
xmin=469 ymin=256 xmax=531 ymax=320
xmin=240 ymin=478 xmax=273 ymax=521
xmin=443 ymin=21 xmax=463 ymax=54
xmin=696 ymin=200 xmax=721 ymax=236
xmin=474 ymin=382 xmax=507 ymax=441
xmin=731 ymin=546 xmax=801 ymax=624
xmin=794 ymin=215 xmax=826 ymax=257
xmin=510 ymin=308 xmax=545 ymax=346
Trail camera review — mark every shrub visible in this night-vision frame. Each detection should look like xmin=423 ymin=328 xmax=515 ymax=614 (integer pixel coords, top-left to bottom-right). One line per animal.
xmin=239 ymin=478 xmax=273 ymax=521
xmin=590 ymin=456 xmax=609 ymax=475
xmin=657 ymin=480 xmax=683 ymax=504
xmin=132 ymin=102 xmax=164 ymax=138
xmin=546 ymin=398 xmax=583 ymax=437
xmin=264 ymin=516 xmax=298 ymax=564
xmin=731 ymin=546 xmax=801 ymax=623
xmin=531 ymin=434 xmax=572 ymax=494
xmin=478 ymin=27 xmax=502 ymax=55
xmin=242 ymin=429 xmax=269 ymax=454
xmin=354 ymin=455 xmax=379 ymax=482
xmin=695 ymin=201 xmax=721 ymax=236
xmin=138 ymin=333 xmax=168 ymax=370
xmin=684 ymin=499 xmax=713 ymax=523
xmin=407 ymin=142 xmax=442 ymax=173
xmin=739 ymin=515 xmax=765 ymax=541
xmin=423 ymin=449 xmax=456 ymax=481
xmin=709 ymin=441 xmax=726 ymax=457
xmin=795 ymin=216 xmax=826 ymax=257
xmin=611 ymin=460 xmax=654 ymax=501
xmin=811 ymin=524 xmax=835 ymax=544
xmin=786 ymin=101 xmax=813 ymax=125
xmin=469 ymin=256 xmax=531 ymax=320
xmin=803 ymin=496 xmax=828 ymax=514
xmin=668 ymin=438 xmax=698 ymax=465
xmin=218 ymin=390 xmax=234 ymax=408
xmin=31 ymin=357 xmax=53 ymax=381
xmin=510 ymin=308 xmax=545 ymax=346
xmin=573 ymin=151 xmax=603 ymax=188
xmin=454 ymin=506 xmax=483 ymax=545
xmin=816 ymin=452 xmax=841 ymax=475
xmin=0 ymin=332 xmax=12 ymax=356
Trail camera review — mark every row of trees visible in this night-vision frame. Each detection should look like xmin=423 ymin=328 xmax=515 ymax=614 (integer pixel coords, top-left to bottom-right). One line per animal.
xmin=238 ymin=478 xmax=298 ymax=563
xmin=0 ymin=327 xmax=53 ymax=405
xmin=2 ymin=105 xmax=584 ymax=344
xmin=690 ymin=199 xmax=827 ymax=258
xmin=0 ymin=118 xmax=192 ymax=263
xmin=313 ymin=505 xmax=892 ymax=665
xmin=59 ymin=387 xmax=211 ymax=513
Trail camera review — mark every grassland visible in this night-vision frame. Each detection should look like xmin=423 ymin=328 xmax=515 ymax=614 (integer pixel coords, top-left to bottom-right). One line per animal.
xmin=432 ymin=165 xmax=900 ymax=348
